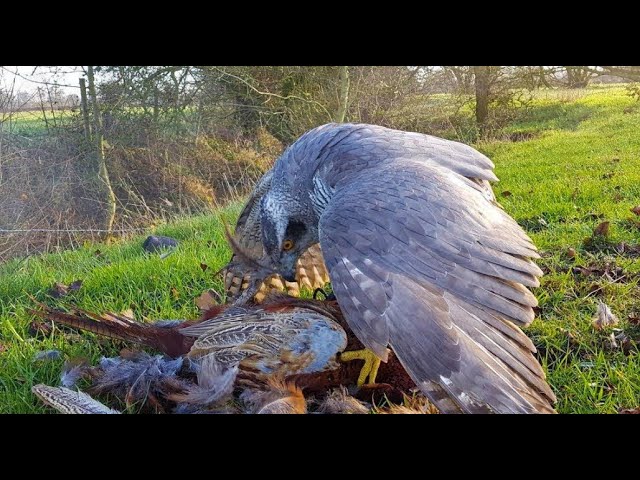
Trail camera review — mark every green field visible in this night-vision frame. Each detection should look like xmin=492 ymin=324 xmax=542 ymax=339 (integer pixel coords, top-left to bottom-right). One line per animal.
xmin=2 ymin=109 xmax=74 ymax=137
xmin=1 ymin=85 xmax=639 ymax=413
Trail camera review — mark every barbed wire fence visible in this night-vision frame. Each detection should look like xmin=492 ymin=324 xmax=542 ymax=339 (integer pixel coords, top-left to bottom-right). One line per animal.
xmin=0 ymin=66 xmax=271 ymax=263
xmin=1 ymin=67 xmax=173 ymax=262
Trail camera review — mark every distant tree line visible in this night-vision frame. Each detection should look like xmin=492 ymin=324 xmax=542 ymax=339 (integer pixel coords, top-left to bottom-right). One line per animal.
xmin=0 ymin=65 xmax=638 ymax=259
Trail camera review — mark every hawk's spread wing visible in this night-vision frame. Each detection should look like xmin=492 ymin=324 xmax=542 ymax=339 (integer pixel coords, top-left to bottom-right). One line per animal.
xmin=319 ymin=159 xmax=556 ymax=414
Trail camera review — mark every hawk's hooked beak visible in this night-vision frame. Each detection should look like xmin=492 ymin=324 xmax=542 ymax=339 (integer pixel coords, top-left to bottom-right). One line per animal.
xmin=260 ymin=206 xmax=287 ymax=259
xmin=281 ymin=267 xmax=297 ymax=283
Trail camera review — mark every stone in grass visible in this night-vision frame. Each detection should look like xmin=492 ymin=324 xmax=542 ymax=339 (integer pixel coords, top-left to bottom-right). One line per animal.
xmin=142 ymin=235 xmax=178 ymax=253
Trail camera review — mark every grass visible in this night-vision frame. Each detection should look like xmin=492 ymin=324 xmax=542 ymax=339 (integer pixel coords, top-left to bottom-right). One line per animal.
xmin=0 ymin=204 xmax=244 ymax=413
xmin=479 ymin=85 xmax=640 ymax=413
xmin=1 ymin=109 xmax=74 ymax=137
xmin=1 ymin=85 xmax=640 ymax=413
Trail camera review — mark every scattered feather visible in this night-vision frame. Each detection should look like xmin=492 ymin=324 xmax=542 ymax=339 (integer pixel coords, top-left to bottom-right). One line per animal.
xmin=60 ymin=358 xmax=90 ymax=388
xmin=316 ymin=386 xmax=369 ymax=414
xmin=592 ymin=301 xmax=619 ymax=330
xmin=154 ymin=319 xmax=186 ymax=328
xmin=241 ymin=378 xmax=307 ymax=414
xmin=376 ymin=392 xmax=439 ymax=414
xmin=34 ymin=350 xmax=62 ymax=361
xmin=90 ymin=352 xmax=187 ymax=409
xmin=32 ymin=384 xmax=120 ymax=414
xmin=168 ymin=354 xmax=238 ymax=406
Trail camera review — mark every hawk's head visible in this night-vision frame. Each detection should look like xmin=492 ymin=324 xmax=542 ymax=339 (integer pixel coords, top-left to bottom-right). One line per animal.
xmin=260 ymin=190 xmax=318 ymax=283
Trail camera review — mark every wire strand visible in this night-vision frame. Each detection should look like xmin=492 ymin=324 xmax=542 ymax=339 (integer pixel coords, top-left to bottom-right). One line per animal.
xmin=0 ymin=228 xmax=148 ymax=234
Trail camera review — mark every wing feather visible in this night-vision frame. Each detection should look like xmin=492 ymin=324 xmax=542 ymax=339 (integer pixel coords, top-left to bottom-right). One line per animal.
xmin=319 ymin=160 xmax=556 ymax=413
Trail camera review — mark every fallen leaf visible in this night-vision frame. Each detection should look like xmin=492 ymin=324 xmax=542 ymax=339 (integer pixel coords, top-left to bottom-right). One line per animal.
xmin=48 ymin=282 xmax=68 ymax=298
xmin=613 ymin=331 xmax=636 ymax=355
xmin=593 ymin=221 xmax=610 ymax=237
xmin=200 ymin=263 xmax=209 ymax=272
xmin=628 ymin=312 xmax=640 ymax=325
xmin=29 ymin=320 xmax=53 ymax=337
xmin=616 ymin=242 xmax=640 ymax=256
xmin=195 ymin=289 xmax=221 ymax=310
xmin=620 ymin=408 xmax=640 ymax=414
xmin=48 ymin=280 xmax=82 ymax=298
xmin=592 ymin=301 xmax=619 ymax=330
xmin=501 ymin=191 xmax=512 ymax=197
xmin=631 ymin=206 xmax=640 ymax=216
xmin=119 ymin=309 xmax=135 ymax=320
xmin=567 ymin=248 xmax=576 ymax=258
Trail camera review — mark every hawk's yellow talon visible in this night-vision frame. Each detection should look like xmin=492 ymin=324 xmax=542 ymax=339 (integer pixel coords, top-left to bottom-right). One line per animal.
xmin=340 ymin=349 xmax=384 ymax=387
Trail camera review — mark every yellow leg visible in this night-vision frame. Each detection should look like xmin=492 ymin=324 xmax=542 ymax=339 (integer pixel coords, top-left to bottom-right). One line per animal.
xmin=340 ymin=349 xmax=384 ymax=387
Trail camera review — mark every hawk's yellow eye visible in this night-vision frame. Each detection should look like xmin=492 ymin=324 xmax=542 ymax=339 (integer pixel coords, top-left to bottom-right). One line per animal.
xmin=283 ymin=239 xmax=294 ymax=251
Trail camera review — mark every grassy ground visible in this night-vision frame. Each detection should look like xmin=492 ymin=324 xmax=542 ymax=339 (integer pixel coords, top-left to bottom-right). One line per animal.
xmin=1 ymin=85 xmax=639 ymax=413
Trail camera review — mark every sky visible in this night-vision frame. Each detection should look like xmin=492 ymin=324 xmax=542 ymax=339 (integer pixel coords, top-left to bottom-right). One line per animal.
xmin=0 ymin=66 xmax=85 ymax=94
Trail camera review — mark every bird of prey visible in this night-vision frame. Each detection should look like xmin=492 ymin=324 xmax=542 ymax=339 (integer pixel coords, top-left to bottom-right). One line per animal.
xmin=223 ymin=169 xmax=330 ymax=303
xmin=257 ymin=122 xmax=556 ymax=414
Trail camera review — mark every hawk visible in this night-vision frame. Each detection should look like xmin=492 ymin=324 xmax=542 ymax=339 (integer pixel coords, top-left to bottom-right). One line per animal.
xmin=258 ymin=122 xmax=556 ymax=414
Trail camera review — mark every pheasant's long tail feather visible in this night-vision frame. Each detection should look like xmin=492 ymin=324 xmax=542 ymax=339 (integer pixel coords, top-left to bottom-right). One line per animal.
xmin=29 ymin=301 xmax=192 ymax=357
xmin=30 ymin=303 xmax=147 ymax=343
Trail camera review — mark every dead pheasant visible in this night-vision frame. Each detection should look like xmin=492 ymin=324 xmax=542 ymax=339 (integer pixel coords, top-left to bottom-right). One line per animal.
xmin=31 ymin=295 xmax=416 ymax=399
xmin=31 ymin=297 xmax=348 ymax=378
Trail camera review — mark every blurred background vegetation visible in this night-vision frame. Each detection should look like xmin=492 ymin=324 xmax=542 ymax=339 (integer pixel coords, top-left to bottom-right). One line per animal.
xmin=1 ymin=65 xmax=638 ymax=262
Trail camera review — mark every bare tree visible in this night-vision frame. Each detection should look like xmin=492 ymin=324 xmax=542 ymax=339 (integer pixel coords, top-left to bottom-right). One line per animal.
xmin=335 ymin=66 xmax=350 ymax=123
xmin=563 ymin=66 xmax=597 ymax=89
xmin=474 ymin=66 xmax=493 ymax=134
xmin=86 ymin=66 xmax=116 ymax=235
